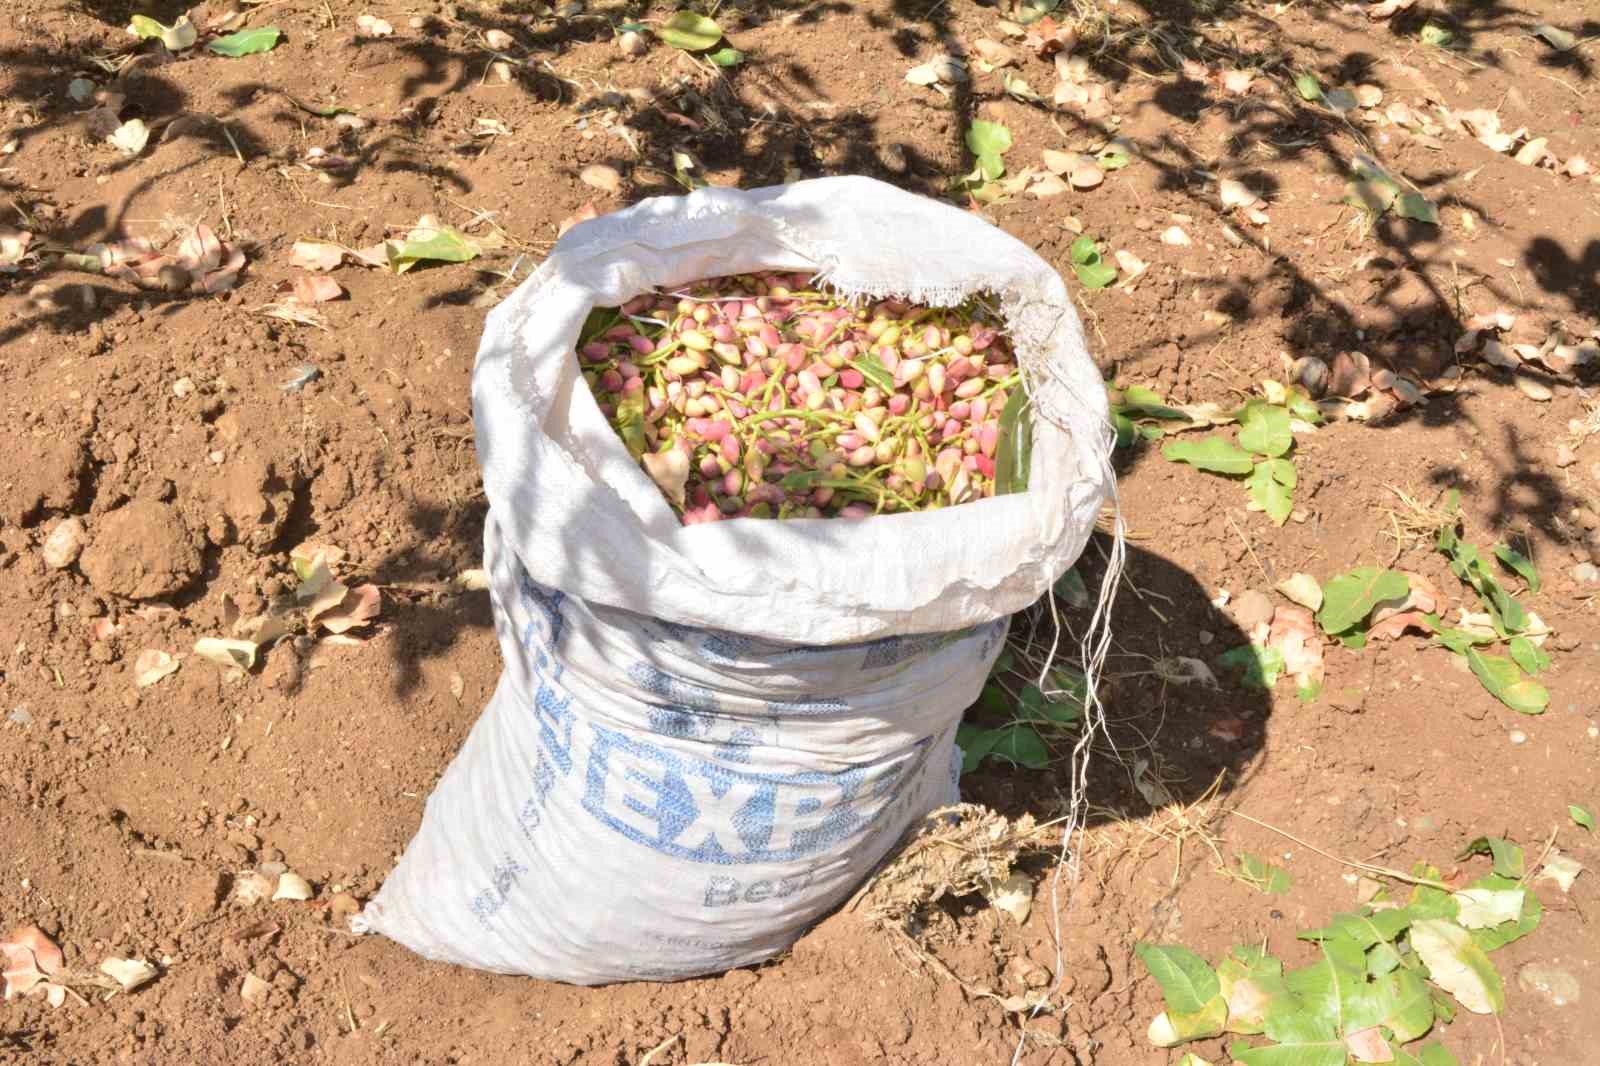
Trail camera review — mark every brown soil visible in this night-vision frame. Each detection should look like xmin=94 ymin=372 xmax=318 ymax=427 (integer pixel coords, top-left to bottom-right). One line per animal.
xmin=3 ymin=1 xmax=1599 ymax=1064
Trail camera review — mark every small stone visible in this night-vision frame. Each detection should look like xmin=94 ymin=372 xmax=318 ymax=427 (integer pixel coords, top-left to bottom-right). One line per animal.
xmin=483 ymin=28 xmax=514 ymax=50
xmin=1198 ymin=630 xmax=1214 ymax=645
xmin=240 ymin=972 xmax=271 ymax=1006
xmin=172 ymin=377 xmax=195 ymax=398
xmin=1509 ymin=730 xmax=1528 ymax=745
xmin=272 ymin=871 xmax=314 ymax=901
xmin=8 ymin=705 xmax=33 ymax=726
xmin=1555 ymin=444 xmax=1578 ymax=467
xmin=407 ymin=16 xmax=425 ymax=29
xmin=618 ymin=30 xmax=647 ymax=56
xmin=1572 ymin=563 xmax=1600 ymax=584
xmin=41 ymin=517 xmax=87 ymax=569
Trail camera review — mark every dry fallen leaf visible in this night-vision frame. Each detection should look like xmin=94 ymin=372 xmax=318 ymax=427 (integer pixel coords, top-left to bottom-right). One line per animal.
xmin=1267 ymin=605 xmax=1324 ymax=689
xmin=973 ymin=39 xmax=1017 ymax=68
xmin=1028 ymin=174 xmax=1070 ymax=198
xmin=1219 ymin=178 xmax=1258 ymax=209
xmin=194 ymin=637 xmax=258 ymax=673
xmin=1068 ymin=161 xmax=1103 ymax=189
xmin=355 ymin=14 xmax=393 ymax=36
xmin=291 ymin=274 xmax=343 ymax=304
xmin=1041 ymin=148 xmax=1074 ymax=175
xmin=982 ymin=872 xmax=1033 ymax=924
xmin=316 ymin=584 xmax=381 ymax=634
xmin=290 ymin=240 xmax=345 ymax=271
xmin=1514 ymin=137 xmax=1549 ymax=167
xmin=1114 ymin=249 xmax=1149 ymax=280
xmin=98 ymin=957 xmax=158 ymax=992
xmin=133 ymin=649 xmax=180 ymax=688
xmin=1 ymin=925 xmax=65 ymax=1003
xmin=558 ymin=201 xmax=601 ymax=238
xmin=579 ymin=164 xmax=622 ymax=195
xmin=109 ymin=118 xmax=150 ymax=155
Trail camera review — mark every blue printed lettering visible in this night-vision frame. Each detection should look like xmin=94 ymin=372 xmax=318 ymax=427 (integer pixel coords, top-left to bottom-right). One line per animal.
xmin=583 ymin=724 xmax=930 ymax=864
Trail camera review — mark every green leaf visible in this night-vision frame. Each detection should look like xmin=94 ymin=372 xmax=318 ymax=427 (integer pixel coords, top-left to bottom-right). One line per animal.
xmin=1298 ymin=909 xmax=1412 ymax=949
xmin=1420 ymin=21 xmax=1455 ymax=47
xmin=707 ymin=46 xmax=745 ymax=67
xmin=1466 ymin=876 xmax=1541 ymax=951
xmin=985 ymin=723 xmax=1049 ymax=769
xmin=386 ymin=225 xmax=481 ymax=273
xmin=1237 ymin=401 xmax=1293 ymax=457
xmin=1293 ymin=71 xmax=1323 ymax=101
xmin=1068 ymin=236 xmax=1117 ymax=289
xmin=1507 ymin=635 xmax=1549 ymax=676
xmin=1571 ymin=803 xmax=1596 ymax=832
xmin=1408 ymin=918 xmax=1503 ymax=1014
xmin=1458 ymin=836 xmax=1525 ymax=879
xmin=657 ymin=11 xmax=723 ymax=51
xmin=1316 ymin=567 xmax=1409 ymax=636
xmin=993 ymin=387 xmax=1033 ymax=496
xmin=1247 ymin=459 xmax=1296 ymax=526
xmin=1217 ymin=644 xmax=1285 ymax=689
xmin=1097 ymin=145 xmax=1132 ymax=171
xmin=128 ymin=14 xmax=197 ymax=50
xmin=966 ymin=120 xmax=1012 ymax=161
xmin=1493 ymin=543 xmax=1540 ymax=592
xmin=1054 ymin=566 xmax=1089 ymax=608
xmin=1236 ymin=853 xmax=1293 ymax=895
xmin=1162 ymin=436 xmax=1255 ymax=475
xmin=1234 ymin=1007 xmax=1345 ymax=1066
xmin=1373 ymin=968 xmax=1436 ymax=1042
xmin=956 ymin=723 xmax=1000 ymax=773
xmin=847 ymin=355 xmax=894 ymax=393
xmin=206 ymin=25 xmax=283 ymax=56
xmin=1452 ymin=885 xmax=1525 ymax=929
xmin=1135 ymin=943 xmax=1220 ymax=1015
xmin=1395 ymin=192 xmax=1440 ymax=225
xmin=1015 ymin=0 xmax=1061 ymax=25
xmin=1465 ymin=648 xmax=1548 ymax=714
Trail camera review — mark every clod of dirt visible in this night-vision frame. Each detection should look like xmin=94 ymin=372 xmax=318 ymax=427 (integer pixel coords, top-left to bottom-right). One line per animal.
xmin=41 ymin=517 xmax=86 ymax=569
xmin=0 ymin=434 xmax=89 ymax=526
xmin=1231 ymin=589 xmax=1275 ymax=631
xmin=234 ymin=871 xmax=275 ymax=906
xmin=211 ymin=450 xmax=293 ymax=552
xmin=79 ymin=501 xmax=201 ymax=600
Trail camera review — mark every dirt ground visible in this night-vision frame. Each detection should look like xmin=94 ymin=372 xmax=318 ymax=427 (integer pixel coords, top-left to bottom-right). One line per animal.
xmin=3 ymin=0 xmax=1599 ymax=1063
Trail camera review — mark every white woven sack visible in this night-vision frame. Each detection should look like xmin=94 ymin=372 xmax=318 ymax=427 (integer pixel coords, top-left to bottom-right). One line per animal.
xmin=358 ymin=177 xmax=1113 ymax=984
